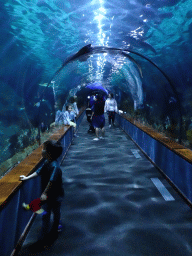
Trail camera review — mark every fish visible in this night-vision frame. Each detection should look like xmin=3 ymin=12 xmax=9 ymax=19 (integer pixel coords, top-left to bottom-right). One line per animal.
xmin=63 ymin=44 xmax=92 ymax=65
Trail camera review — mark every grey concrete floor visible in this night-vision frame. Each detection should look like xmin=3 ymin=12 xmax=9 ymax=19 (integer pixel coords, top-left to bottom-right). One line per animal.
xmin=19 ymin=115 xmax=192 ymax=256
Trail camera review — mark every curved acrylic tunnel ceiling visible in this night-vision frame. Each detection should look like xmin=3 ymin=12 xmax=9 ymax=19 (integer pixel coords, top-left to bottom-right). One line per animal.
xmin=49 ymin=49 xmax=144 ymax=106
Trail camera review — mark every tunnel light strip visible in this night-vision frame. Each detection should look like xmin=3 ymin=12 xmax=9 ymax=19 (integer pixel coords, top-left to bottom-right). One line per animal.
xmin=131 ymin=149 xmax=141 ymax=159
xmin=151 ymin=178 xmax=175 ymax=201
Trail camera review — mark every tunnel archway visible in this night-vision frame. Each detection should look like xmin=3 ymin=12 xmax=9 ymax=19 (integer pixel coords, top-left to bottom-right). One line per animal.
xmin=38 ymin=45 xmax=183 ymax=142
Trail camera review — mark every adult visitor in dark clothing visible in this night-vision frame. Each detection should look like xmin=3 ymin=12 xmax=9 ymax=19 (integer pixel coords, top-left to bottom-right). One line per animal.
xmin=86 ymin=101 xmax=95 ymax=133
xmin=91 ymin=94 xmax=105 ymax=141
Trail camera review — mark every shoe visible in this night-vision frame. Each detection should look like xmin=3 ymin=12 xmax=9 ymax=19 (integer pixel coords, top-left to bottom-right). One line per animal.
xmin=93 ymin=138 xmax=99 ymax=141
xmin=109 ymin=125 xmax=111 ymax=128
xmin=74 ymin=134 xmax=79 ymax=137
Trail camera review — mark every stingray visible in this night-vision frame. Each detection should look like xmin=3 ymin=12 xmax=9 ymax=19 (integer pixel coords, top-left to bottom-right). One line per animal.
xmin=123 ymin=36 xmax=157 ymax=54
xmin=58 ymin=44 xmax=143 ymax=78
xmin=49 ymin=44 xmax=180 ymax=107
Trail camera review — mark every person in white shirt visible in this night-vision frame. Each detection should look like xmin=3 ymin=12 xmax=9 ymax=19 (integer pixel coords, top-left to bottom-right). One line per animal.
xmin=104 ymin=93 xmax=118 ymax=127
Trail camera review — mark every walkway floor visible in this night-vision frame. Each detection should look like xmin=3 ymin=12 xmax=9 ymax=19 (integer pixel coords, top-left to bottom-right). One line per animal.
xmin=19 ymin=115 xmax=192 ymax=256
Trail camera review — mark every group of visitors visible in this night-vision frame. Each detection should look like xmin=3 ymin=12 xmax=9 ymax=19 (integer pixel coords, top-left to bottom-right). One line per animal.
xmin=18 ymin=91 xmax=119 ymax=252
xmin=87 ymin=92 xmax=118 ymax=141
xmin=54 ymin=92 xmax=118 ymax=141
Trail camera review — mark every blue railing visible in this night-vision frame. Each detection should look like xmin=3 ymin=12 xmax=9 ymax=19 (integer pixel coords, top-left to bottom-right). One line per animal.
xmin=116 ymin=114 xmax=192 ymax=204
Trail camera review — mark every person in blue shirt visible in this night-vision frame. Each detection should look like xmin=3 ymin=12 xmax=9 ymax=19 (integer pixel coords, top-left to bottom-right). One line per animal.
xmin=20 ymin=140 xmax=64 ymax=248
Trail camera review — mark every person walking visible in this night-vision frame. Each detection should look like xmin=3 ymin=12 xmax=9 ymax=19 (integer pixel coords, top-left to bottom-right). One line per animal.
xmin=104 ymin=93 xmax=118 ymax=127
xmin=91 ymin=94 xmax=105 ymax=140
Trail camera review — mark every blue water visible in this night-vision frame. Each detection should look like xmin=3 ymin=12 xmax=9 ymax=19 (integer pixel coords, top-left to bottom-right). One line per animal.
xmin=0 ymin=0 xmax=192 ymax=173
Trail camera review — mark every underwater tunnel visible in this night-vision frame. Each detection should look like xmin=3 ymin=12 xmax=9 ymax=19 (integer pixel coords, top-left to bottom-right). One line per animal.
xmin=1 ymin=0 xmax=192 ymax=255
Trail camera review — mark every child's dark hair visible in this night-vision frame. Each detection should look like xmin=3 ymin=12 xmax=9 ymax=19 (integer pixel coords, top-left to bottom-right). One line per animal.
xmin=109 ymin=93 xmax=114 ymax=98
xmin=43 ymin=140 xmax=63 ymax=160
